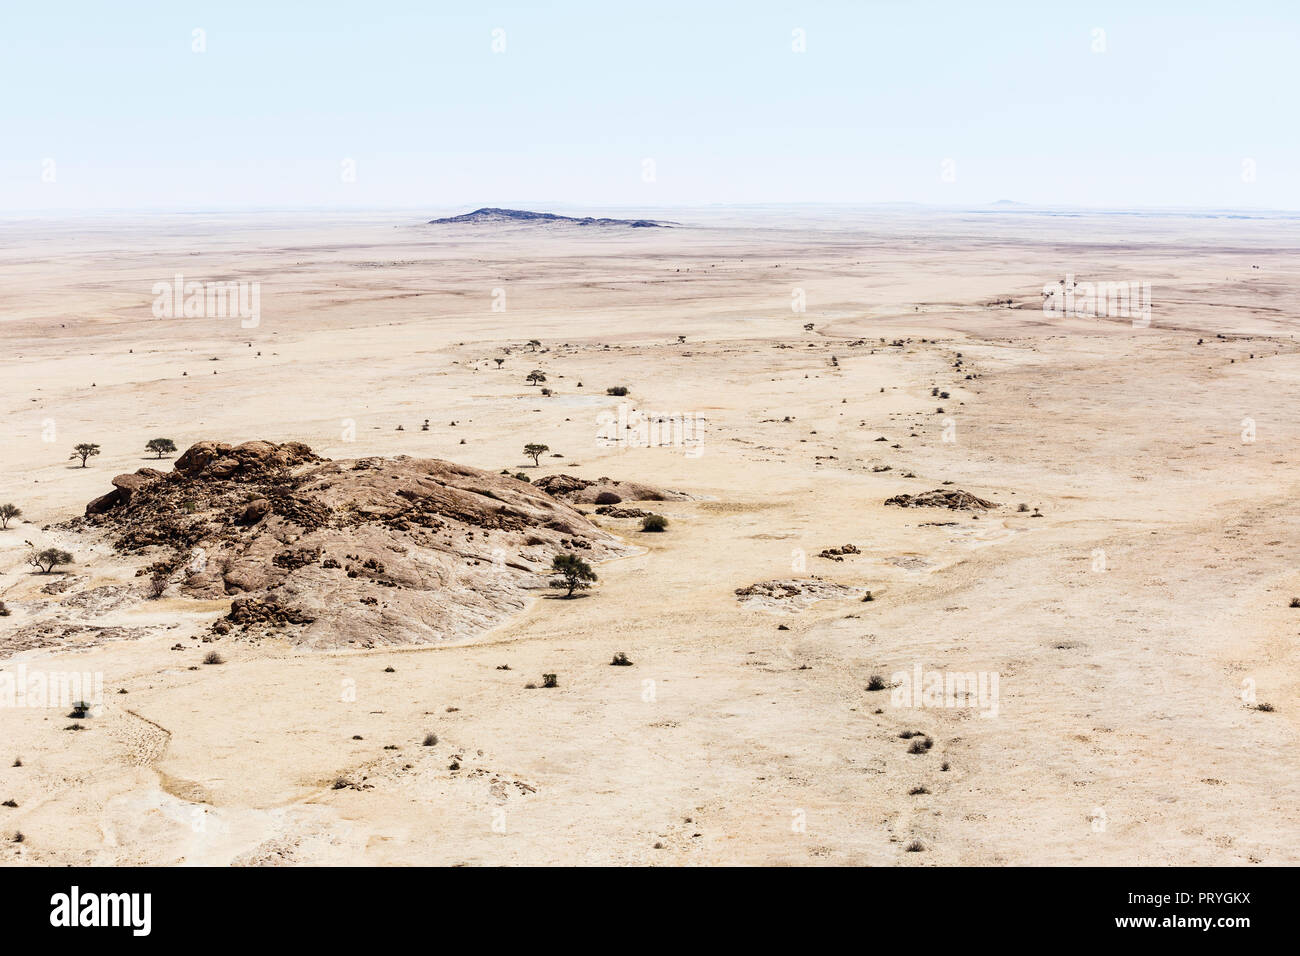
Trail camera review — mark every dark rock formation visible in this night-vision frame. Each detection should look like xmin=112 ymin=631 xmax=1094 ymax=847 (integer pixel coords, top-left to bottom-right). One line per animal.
xmin=427 ymin=207 xmax=670 ymax=228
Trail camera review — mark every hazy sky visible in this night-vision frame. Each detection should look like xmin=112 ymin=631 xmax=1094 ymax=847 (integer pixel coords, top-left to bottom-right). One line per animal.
xmin=4 ymin=0 xmax=1297 ymax=211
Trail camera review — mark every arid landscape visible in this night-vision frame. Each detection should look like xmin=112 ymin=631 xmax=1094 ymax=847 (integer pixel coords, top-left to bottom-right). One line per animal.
xmin=1 ymin=206 xmax=1297 ymax=865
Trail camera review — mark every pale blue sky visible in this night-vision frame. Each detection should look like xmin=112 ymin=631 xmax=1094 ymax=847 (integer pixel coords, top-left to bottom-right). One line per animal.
xmin=3 ymin=0 xmax=1297 ymax=211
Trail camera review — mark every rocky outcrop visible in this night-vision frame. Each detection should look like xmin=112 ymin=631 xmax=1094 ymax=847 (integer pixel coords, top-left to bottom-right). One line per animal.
xmin=884 ymin=489 xmax=998 ymax=510
xmin=534 ymin=474 xmax=688 ymax=505
xmin=734 ymin=579 xmax=868 ymax=612
xmin=81 ymin=441 xmax=632 ymax=648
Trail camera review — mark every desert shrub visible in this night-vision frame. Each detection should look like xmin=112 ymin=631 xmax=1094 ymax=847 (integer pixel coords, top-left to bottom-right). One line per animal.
xmin=549 ymin=553 xmax=596 ymax=597
xmin=611 ymin=652 xmax=633 ymax=666
xmin=423 ymin=733 xmax=438 ymax=746
xmin=145 ymin=438 xmax=177 ymax=459
xmin=1290 ymin=598 xmax=1300 ymax=608
xmin=866 ymin=674 xmax=888 ymax=691
xmin=384 ymin=666 xmax=395 ymax=673
xmin=905 ymin=840 xmax=924 ymax=852
xmin=202 ymin=651 xmax=224 ymax=665
xmin=27 ymin=548 xmax=73 ymax=574
xmin=332 ymin=777 xmax=351 ymax=790
xmin=542 ymin=673 xmax=559 ymax=688
xmin=68 ymin=701 xmax=91 ymax=719
xmin=606 ymin=386 xmax=629 ymax=396
xmin=69 ymin=443 xmax=100 ymax=467
xmin=1256 ymin=702 xmax=1275 ymax=712
xmin=594 ymin=491 xmax=622 ymax=505
xmin=909 ymin=786 xmax=930 ymax=795
xmin=0 ymin=602 xmax=9 ymax=617
xmin=640 ymin=514 xmax=667 ymax=532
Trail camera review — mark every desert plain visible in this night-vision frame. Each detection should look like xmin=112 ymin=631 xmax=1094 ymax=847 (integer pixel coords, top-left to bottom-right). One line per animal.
xmin=0 ymin=206 xmax=1297 ymax=865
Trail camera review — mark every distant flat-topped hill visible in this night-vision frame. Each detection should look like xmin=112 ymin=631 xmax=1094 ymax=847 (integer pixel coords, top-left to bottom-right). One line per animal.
xmin=428 ymin=207 xmax=671 ymax=227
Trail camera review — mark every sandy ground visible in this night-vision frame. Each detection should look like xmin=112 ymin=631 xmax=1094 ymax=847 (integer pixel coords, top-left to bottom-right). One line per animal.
xmin=1 ymin=206 xmax=1297 ymax=865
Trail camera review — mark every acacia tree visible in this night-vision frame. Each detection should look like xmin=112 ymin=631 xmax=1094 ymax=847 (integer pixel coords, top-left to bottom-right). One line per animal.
xmin=549 ymin=553 xmax=596 ymax=598
xmin=527 ymin=339 xmax=541 ymax=351
xmin=0 ymin=503 xmax=20 ymax=529
xmin=526 ymin=370 xmax=546 ymax=386
xmin=494 ymin=358 xmax=505 ymax=368
xmin=523 ymin=443 xmax=549 ymax=466
xmin=28 ymin=548 xmax=73 ymax=574
xmin=145 ymin=438 xmax=177 ymax=459
xmin=69 ymin=443 xmax=100 ymax=467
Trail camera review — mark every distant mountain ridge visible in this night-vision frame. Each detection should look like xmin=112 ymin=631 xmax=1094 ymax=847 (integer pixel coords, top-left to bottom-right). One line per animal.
xmin=427 ymin=207 xmax=671 ymax=227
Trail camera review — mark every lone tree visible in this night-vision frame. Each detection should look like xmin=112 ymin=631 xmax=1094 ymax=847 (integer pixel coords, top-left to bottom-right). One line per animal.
xmin=494 ymin=358 xmax=505 ymax=368
xmin=0 ymin=504 xmax=20 ymax=529
xmin=527 ymin=339 xmax=541 ymax=351
xmin=526 ymin=370 xmax=546 ymax=386
xmin=549 ymin=553 xmax=596 ymax=598
xmin=145 ymin=438 xmax=177 ymax=459
xmin=28 ymin=548 xmax=73 ymax=574
xmin=523 ymin=443 xmax=549 ymax=466
xmin=69 ymin=443 xmax=100 ymax=467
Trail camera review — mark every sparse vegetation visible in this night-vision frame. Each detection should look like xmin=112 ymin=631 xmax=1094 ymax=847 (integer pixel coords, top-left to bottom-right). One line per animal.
xmin=145 ymin=438 xmax=177 ymax=459
xmin=69 ymin=443 xmax=100 ymax=467
xmin=611 ymin=651 xmax=633 ymax=666
xmin=27 ymin=548 xmax=72 ymax=574
xmin=866 ymin=674 xmax=888 ymax=691
xmin=549 ymin=553 xmax=596 ymax=597
xmin=640 ymin=514 xmax=667 ymax=533
xmin=905 ymin=840 xmax=924 ymax=852
xmin=423 ymin=733 xmax=438 ymax=746
xmin=147 ymin=570 xmax=169 ymax=599
xmin=542 ymin=673 xmax=559 ymax=688
xmin=202 ymin=651 xmax=224 ymax=665
xmin=0 ymin=503 xmax=20 ymax=529
xmin=1256 ymin=702 xmax=1275 ymax=712
xmin=908 ymin=786 xmax=930 ymax=795
xmin=523 ymin=443 xmax=550 ymax=466
xmin=606 ymin=385 xmax=629 ymax=396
